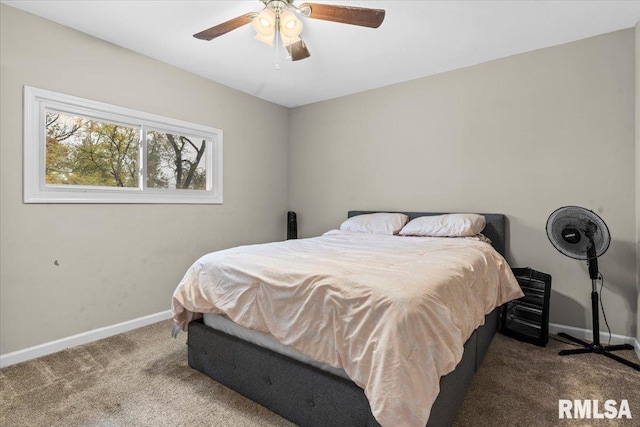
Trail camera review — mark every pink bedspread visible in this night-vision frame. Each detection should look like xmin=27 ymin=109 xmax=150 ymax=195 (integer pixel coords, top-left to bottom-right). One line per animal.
xmin=172 ymin=232 xmax=522 ymax=427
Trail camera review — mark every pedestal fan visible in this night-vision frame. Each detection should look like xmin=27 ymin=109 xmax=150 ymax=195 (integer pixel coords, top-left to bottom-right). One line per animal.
xmin=546 ymin=206 xmax=639 ymax=371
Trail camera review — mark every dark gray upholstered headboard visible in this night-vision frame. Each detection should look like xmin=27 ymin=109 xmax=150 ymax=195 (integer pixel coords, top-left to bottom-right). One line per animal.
xmin=347 ymin=211 xmax=507 ymax=257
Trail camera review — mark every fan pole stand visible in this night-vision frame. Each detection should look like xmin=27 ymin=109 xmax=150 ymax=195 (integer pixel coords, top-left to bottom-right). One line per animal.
xmin=558 ymin=281 xmax=639 ymax=371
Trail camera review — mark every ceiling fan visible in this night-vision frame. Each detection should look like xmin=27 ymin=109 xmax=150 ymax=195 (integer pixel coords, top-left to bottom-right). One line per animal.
xmin=193 ymin=1 xmax=386 ymax=62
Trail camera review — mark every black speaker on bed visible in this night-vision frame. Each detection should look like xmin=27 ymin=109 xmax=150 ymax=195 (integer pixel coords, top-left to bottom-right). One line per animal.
xmin=287 ymin=211 xmax=297 ymax=240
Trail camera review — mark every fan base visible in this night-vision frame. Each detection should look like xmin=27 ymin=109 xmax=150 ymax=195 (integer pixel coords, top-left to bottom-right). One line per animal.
xmin=558 ymin=332 xmax=639 ymax=371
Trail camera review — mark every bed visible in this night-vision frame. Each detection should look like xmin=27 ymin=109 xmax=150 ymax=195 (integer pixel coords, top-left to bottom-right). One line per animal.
xmin=173 ymin=211 xmax=522 ymax=427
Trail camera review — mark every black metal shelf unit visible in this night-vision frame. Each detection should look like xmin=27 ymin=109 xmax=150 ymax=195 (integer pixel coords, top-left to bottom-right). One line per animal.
xmin=500 ymin=267 xmax=551 ymax=347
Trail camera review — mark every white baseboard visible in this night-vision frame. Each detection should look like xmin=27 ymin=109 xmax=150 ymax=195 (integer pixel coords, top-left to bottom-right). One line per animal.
xmin=2 ymin=315 xmax=637 ymax=368
xmin=549 ymin=323 xmax=640 ymax=359
xmin=0 ymin=310 xmax=172 ymax=368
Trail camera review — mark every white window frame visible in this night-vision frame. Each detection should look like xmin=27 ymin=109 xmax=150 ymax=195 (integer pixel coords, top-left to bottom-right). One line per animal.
xmin=24 ymin=86 xmax=223 ymax=204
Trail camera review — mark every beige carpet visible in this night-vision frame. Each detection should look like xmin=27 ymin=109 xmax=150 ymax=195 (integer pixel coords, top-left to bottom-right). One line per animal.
xmin=1 ymin=320 xmax=638 ymax=426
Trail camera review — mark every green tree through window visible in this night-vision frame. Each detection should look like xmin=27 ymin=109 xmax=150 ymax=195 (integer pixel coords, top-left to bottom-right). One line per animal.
xmin=146 ymin=131 xmax=207 ymax=190
xmin=45 ymin=113 xmax=208 ymax=190
xmin=46 ymin=112 xmax=139 ymax=187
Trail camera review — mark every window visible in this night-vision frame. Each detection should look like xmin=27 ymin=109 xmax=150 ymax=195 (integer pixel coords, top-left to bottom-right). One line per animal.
xmin=24 ymin=86 xmax=223 ymax=204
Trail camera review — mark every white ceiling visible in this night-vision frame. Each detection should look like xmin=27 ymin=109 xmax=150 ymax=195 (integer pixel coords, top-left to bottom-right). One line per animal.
xmin=3 ymin=0 xmax=640 ymax=108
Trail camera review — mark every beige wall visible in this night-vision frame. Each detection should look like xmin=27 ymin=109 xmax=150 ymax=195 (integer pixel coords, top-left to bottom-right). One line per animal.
xmin=636 ymin=21 xmax=640 ymax=346
xmin=0 ymin=5 xmax=289 ymax=354
xmin=290 ymin=30 xmax=637 ymax=337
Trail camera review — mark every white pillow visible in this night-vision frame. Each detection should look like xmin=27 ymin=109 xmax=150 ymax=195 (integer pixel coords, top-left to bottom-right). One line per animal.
xmin=339 ymin=213 xmax=409 ymax=235
xmin=399 ymin=214 xmax=486 ymax=237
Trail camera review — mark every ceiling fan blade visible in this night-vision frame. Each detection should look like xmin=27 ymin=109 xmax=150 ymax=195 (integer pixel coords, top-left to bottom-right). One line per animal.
xmin=287 ymin=39 xmax=311 ymax=61
xmin=299 ymin=3 xmax=385 ymax=28
xmin=193 ymin=12 xmax=256 ymax=41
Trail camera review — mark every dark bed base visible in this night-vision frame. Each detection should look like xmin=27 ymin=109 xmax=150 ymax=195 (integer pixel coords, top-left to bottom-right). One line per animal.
xmin=188 ymin=308 xmax=499 ymax=427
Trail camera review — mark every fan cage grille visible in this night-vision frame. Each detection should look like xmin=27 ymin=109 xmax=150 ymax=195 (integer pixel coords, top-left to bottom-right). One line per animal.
xmin=546 ymin=206 xmax=610 ymax=260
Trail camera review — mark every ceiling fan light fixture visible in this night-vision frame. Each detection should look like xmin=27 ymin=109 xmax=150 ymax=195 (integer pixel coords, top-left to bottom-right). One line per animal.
xmin=280 ymin=33 xmax=301 ymax=48
xmin=252 ymin=8 xmax=276 ymax=46
xmin=254 ymin=32 xmax=275 ymax=46
xmin=253 ymin=8 xmax=276 ymax=34
xmin=279 ymin=10 xmax=302 ymax=47
xmin=279 ymin=10 xmax=303 ymax=38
